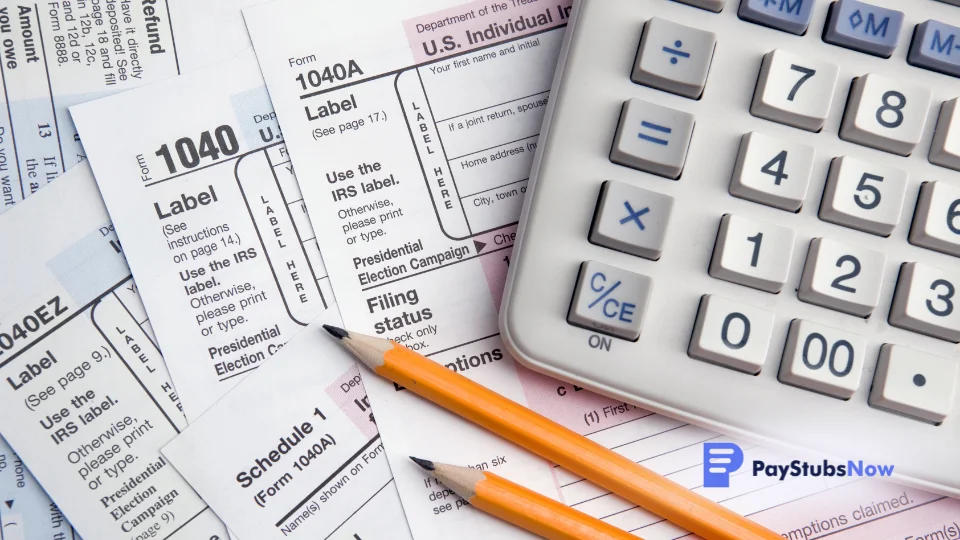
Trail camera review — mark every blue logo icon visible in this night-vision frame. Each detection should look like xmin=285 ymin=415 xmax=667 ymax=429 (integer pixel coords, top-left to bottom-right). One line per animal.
xmin=703 ymin=442 xmax=744 ymax=488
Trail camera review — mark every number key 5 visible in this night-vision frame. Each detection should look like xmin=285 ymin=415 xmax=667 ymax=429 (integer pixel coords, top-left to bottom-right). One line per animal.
xmin=890 ymin=262 xmax=960 ymax=343
xmin=819 ymin=156 xmax=907 ymax=237
xmin=840 ymin=74 xmax=932 ymax=156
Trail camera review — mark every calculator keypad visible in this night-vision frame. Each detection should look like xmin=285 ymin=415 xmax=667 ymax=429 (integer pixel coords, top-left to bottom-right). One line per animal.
xmin=688 ymin=294 xmax=775 ymax=374
xmin=589 ymin=181 xmax=674 ymax=260
xmin=819 ymin=156 xmax=907 ymax=237
xmin=889 ymin=262 xmax=960 ymax=343
xmin=750 ymin=49 xmax=839 ymax=132
xmin=561 ymin=1 xmax=960 ymax=430
xmin=631 ymin=17 xmax=717 ymax=99
xmin=610 ymin=98 xmax=694 ymax=179
xmin=869 ymin=344 xmax=958 ymax=424
xmin=709 ymin=214 xmax=796 ymax=293
xmin=778 ymin=319 xmax=866 ymax=399
xmin=797 ymin=238 xmax=886 ymax=317
xmin=840 ymin=74 xmax=932 ymax=156
xmin=730 ymin=131 xmax=815 ymax=211
xmin=909 ymin=181 xmax=960 ymax=257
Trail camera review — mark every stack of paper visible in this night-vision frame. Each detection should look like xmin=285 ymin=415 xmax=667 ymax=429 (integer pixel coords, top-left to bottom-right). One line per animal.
xmin=0 ymin=1 xmax=955 ymax=539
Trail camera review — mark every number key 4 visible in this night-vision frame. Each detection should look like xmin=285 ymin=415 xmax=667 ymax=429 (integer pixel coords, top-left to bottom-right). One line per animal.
xmin=730 ymin=132 xmax=815 ymax=212
xmin=819 ymin=156 xmax=907 ymax=237
xmin=889 ymin=262 xmax=960 ymax=343
xmin=840 ymin=74 xmax=932 ymax=156
xmin=751 ymin=49 xmax=840 ymax=132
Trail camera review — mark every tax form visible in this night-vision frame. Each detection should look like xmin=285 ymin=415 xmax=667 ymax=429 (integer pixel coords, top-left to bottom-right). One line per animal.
xmin=0 ymin=164 xmax=228 ymax=540
xmin=162 ymin=322 xmax=411 ymax=540
xmin=71 ymin=49 xmax=335 ymax=421
xmin=0 ymin=435 xmax=79 ymax=540
xmin=245 ymin=0 xmax=959 ymax=538
xmin=0 ymin=0 xmax=276 ymax=216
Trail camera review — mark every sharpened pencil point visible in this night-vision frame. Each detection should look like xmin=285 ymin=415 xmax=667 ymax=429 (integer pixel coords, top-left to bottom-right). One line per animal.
xmin=322 ymin=324 xmax=349 ymax=340
xmin=410 ymin=456 xmax=435 ymax=471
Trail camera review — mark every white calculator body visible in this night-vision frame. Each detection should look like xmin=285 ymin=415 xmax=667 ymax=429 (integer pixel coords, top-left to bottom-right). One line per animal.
xmin=502 ymin=0 xmax=960 ymax=495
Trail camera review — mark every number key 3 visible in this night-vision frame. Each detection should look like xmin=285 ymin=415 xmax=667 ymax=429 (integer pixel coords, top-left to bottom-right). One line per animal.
xmin=890 ymin=262 xmax=960 ymax=343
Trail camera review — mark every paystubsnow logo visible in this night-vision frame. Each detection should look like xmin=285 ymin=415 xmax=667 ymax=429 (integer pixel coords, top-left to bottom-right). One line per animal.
xmin=702 ymin=443 xmax=895 ymax=488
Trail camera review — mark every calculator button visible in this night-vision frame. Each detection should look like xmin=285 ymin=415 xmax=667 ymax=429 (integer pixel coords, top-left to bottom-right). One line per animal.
xmin=908 ymin=21 xmax=960 ymax=78
xmin=823 ymin=0 xmax=904 ymax=58
xmin=839 ymin=74 xmax=932 ymax=156
xmin=738 ymin=0 xmax=815 ymax=35
xmin=819 ymin=156 xmax=907 ymax=237
xmin=568 ymin=261 xmax=653 ymax=341
xmin=610 ymin=98 xmax=695 ymax=179
xmin=929 ymin=99 xmax=960 ymax=171
xmin=869 ymin=344 xmax=957 ymax=424
xmin=589 ymin=181 xmax=674 ymax=260
xmin=798 ymin=238 xmax=885 ymax=317
xmin=674 ymin=0 xmax=725 ymax=12
xmin=709 ymin=214 xmax=795 ymax=293
xmin=631 ymin=17 xmax=717 ymax=99
xmin=730 ymin=132 xmax=815 ymax=212
xmin=909 ymin=181 xmax=960 ymax=258
xmin=688 ymin=295 xmax=774 ymax=374
xmin=750 ymin=49 xmax=839 ymax=132
xmin=778 ymin=319 xmax=866 ymax=399
xmin=889 ymin=262 xmax=960 ymax=343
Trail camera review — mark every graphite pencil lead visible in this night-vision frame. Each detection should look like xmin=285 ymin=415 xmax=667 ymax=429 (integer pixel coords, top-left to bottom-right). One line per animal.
xmin=322 ymin=324 xmax=349 ymax=340
xmin=410 ymin=456 xmax=435 ymax=471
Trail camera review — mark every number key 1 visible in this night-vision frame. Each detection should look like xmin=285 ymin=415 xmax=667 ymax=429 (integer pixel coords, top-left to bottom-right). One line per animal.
xmin=819 ymin=156 xmax=907 ymax=237
xmin=889 ymin=262 xmax=960 ymax=343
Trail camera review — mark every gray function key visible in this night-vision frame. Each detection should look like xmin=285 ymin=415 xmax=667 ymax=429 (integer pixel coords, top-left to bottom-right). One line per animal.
xmin=568 ymin=261 xmax=653 ymax=341
xmin=590 ymin=181 xmax=675 ymax=260
xmin=674 ymin=0 xmax=726 ymax=12
xmin=632 ymin=17 xmax=717 ymax=99
xmin=738 ymin=0 xmax=816 ymax=35
xmin=611 ymin=98 xmax=695 ymax=179
xmin=909 ymin=20 xmax=960 ymax=78
xmin=823 ymin=0 xmax=903 ymax=58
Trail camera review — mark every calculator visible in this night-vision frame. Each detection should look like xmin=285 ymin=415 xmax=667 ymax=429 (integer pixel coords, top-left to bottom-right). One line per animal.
xmin=502 ymin=0 xmax=960 ymax=495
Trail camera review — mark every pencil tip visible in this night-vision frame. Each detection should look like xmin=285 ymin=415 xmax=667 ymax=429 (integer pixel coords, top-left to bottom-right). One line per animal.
xmin=409 ymin=456 xmax=435 ymax=471
xmin=322 ymin=324 xmax=349 ymax=340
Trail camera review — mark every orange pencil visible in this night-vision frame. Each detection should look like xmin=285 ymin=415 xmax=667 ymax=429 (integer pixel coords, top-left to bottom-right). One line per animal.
xmin=323 ymin=325 xmax=781 ymax=540
xmin=409 ymin=457 xmax=638 ymax=540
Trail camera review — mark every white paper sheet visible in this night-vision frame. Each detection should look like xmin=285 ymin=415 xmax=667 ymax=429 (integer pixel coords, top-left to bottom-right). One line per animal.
xmin=0 ymin=164 xmax=228 ymax=539
xmin=71 ymin=49 xmax=337 ymax=421
xmin=0 ymin=435 xmax=79 ymax=540
xmin=244 ymin=1 xmax=960 ymax=538
xmin=162 ymin=321 xmax=412 ymax=540
xmin=0 ymin=0 xmax=274 ymax=216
